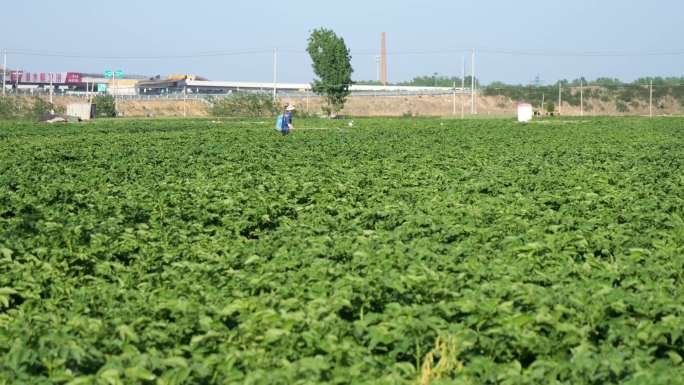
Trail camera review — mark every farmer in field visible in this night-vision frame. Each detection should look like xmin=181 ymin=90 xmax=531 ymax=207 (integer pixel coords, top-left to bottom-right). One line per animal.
xmin=277 ymin=104 xmax=296 ymax=135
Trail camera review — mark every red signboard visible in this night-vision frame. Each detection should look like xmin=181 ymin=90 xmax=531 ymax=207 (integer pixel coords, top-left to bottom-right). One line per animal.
xmin=65 ymin=72 xmax=82 ymax=84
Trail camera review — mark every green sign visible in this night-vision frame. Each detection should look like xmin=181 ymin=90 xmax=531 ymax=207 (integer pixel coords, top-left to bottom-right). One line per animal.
xmin=97 ymin=84 xmax=107 ymax=92
xmin=105 ymin=70 xmax=123 ymax=79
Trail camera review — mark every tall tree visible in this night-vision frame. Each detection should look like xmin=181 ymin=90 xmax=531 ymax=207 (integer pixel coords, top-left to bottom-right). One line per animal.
xmin=307 ymin=28 xmax=353 ymax=115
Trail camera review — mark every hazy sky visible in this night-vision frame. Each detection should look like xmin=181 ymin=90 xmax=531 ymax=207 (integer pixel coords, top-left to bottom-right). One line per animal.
xmin=2 ymin=0 xmax=682 ymax=84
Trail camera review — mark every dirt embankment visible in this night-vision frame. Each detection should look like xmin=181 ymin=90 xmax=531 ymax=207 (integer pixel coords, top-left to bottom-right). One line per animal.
xmin=280 ymin=94 xmax=684 ymax=117
xmin=116 ymin=99 xmax=209 ymax=117
xmin=52 ymin=97 xmax=209 ymax=117
xmin=16 ymin=94 xmax=684 ymax=118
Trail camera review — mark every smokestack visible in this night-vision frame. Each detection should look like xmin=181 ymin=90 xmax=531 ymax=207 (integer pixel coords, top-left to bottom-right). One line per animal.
xmin=380 ymin=32 xmax=388 ymax=86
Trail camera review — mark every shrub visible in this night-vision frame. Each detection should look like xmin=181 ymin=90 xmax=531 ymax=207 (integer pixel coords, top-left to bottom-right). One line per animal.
xmin=0 ymin=96 xmax=62 ymax=119
xmin=30 ymin=97 xmax=61 ymax=119
xmin=93 ymin=95 xmax=116 ymax=118
xmin=209 ymin=93 xmax=278 ymax=117
xmin=0 ymin=97 xmax=20 ymax=118
xmin=616 ymin=100 xmax=629 ymax=113
xmin=545 ymin=101 xmax=555 ymax=114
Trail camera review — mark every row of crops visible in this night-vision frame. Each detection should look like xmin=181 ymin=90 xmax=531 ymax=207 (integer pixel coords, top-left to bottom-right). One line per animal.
xmin=1 ymin=117 xmax=683 ymax=384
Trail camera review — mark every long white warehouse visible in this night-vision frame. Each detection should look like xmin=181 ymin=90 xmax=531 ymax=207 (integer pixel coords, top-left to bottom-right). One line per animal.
xmin=137 ymin=78 xmax=464 ymax=95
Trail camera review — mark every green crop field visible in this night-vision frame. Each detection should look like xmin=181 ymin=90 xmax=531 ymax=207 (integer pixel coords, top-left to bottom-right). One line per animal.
xmin=1 ymin=117 xmax=683 ymax=385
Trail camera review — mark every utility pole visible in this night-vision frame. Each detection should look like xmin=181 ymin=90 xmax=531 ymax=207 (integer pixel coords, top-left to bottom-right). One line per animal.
xmin=649 ymin=79 xmax=653 ymax=118
xmin=49 ymin=73 xmax=53 ymax=105
xmin=580 ymin=78 xmax=584 ymax=117
xmin=106 ymin=70 xmax=119 ymax=116
xmin=558 ymin=81 xmax=562 ymax=115
xmin=112 ymin=75 xmax=117 ymax=117
xmin=2 ymin=49 xmax=6 ymax=96
xmin=183 ymin=85 xmax=187 ymax=117
xmin=273 ymin=48 xmax=277 ymax=103
xmin=452 ymin=81 xmax=456 ymax=116
xmin=471 ymin=49 xmax=476 ymax=114
xmin=461 ymin=55 xmax=465 ymax=119
xmin=541 ymin=93 xmax=545 ymax=117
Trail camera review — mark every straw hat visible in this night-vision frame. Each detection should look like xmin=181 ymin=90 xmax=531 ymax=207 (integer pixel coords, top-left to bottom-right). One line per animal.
xmin=286 ymin=104 xmax=296 ymax=111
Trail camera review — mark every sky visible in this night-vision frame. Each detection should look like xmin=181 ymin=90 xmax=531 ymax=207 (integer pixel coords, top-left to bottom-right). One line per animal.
xmin=2 ymin=0 xmax=683 ymax=84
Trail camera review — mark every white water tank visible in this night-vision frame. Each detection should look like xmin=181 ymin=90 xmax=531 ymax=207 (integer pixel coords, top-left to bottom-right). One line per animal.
xmin=517 ymin=103 xmax=533 ymax=123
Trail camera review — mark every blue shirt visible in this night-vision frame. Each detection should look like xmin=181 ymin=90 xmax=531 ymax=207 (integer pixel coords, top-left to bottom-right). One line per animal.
xmin=277 ymin=112 xmax=292 ymax=134
xmin=283 ymin=111 xmax=293 ymax=127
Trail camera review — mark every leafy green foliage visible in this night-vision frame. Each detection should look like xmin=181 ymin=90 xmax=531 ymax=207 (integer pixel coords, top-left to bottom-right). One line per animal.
xmin=484 ymin=84 xmax=586 ymax=107
xmin=93 ymin=95 xmax=116 ymax=118
xmin=399 ymin=75 xmax=478 ymax=88
xmin=0 ymin=96 xmax=21 ymax=119
xmin=307 ymin=28 xmax=353 ymax=114
xmin=545 ymin=101 xmax=555 ymax=114
xmin=209 ymin=93 xmax=278 ymax=117
xmin=353 ymin=80 xmax=384 ymax=86
xmin=30 ymin=96 xmax=63 ymax=119
xmin=357 ymin=74 xmax=478 ymax=88
xmin=616 ymin=100 xmax=629 ymax=113
xmin=483 ymin=76 xmax=684 ymax=108
xmin=1 ymin=117 xmax=684 ymax=384
xmin=0 ymin=96 xmax=62 ymax=119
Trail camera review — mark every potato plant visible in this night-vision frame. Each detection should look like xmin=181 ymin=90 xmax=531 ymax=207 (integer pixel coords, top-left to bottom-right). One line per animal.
xmin=1 ymin=117 xmax=683 ymax=384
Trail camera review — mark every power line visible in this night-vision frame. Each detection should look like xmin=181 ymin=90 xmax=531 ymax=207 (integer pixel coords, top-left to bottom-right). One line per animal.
xmin=5 ymin=47 xmax=684 ymax=60
xmin=479 ymin=48 xmax=684 ymax=57
xmin=327 ymin=48 xmax=684 ymax=57
xmin=5 ymin=49 xmax=273 ymax=60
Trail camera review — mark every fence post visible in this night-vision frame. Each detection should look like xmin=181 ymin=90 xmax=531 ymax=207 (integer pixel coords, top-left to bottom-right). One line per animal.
xmin=649 ymin=80 xmax=653 ymax=118
xmin=580 ymin=79 xmax=584 ymax=117
xmin=471 ymin=49 xmax=476 ymax=114
xmin=558 ymin=82 xmax=562 ymax=115
xmin=461 ymin=55 xmax=466 ymax=119
xmin=452 ymin=81 xmax=456 ymax=116
xmin=272 ymin=48 xmax=277 ymax=103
